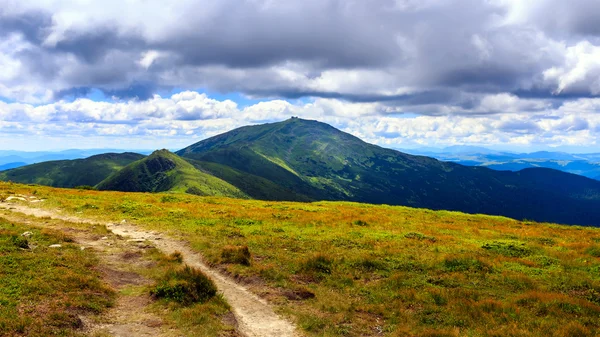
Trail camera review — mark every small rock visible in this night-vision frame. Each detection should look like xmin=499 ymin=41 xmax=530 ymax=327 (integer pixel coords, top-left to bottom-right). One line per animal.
xmin=100 ymin=236 xmax=108 ymax=240
xmin=153 ymin=237 xmax=161 ymax=240
xmin=80 ymin=246 xmax=86 ymax=251
xmin=6 ymin=196 xmax=26 ymax=202
xmin=121 ymin=220 xmax=127 ymax=224
xmin=21 ymin=231 xmax=33 ymax=238
xmin=49 ymin=244 xmax=62 ymax=248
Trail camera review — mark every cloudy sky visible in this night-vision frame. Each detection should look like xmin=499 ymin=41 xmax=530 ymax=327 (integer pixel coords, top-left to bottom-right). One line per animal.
xmin=1 ymin=0 xmax=600 ymax=152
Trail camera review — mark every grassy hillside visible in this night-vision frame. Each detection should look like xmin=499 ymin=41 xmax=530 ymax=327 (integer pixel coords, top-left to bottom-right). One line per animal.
xmin=0 ymin=152 xmax=144 ymax=188
xmin=3 ymin=182 xmax=600 ymax=336
xmin=186 ymin=159 xmax=312 ymax=201
xmin=96 ymin=149 xmax=248 ymax=198
xmin=177 ymin=118 xmax=600 ymax=226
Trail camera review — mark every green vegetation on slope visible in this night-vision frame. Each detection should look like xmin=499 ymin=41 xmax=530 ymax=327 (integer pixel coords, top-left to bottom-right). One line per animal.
xmin=4 ymin=182 xmax=600 ymax=336
xmin=177 ymin=117 xmax=600 ymax=226
xmin=186 ymin=159 xmax=312 ymax=201
xmin=0 ymin=152 xmax=144 ymax=188
xmin=96 ymin=149 xmax=248 ymax=198
xmin=0 ymin=217 xmax=113 ymax=336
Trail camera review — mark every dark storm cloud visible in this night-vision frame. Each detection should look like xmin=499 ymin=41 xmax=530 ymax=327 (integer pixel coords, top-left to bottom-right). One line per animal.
xmin=158 ymin=0 xmax=399 ymax=69
xmin=527 ymin=0 xmax=600 ymax=37
xmin=0 ymin=9 xmax=52 ymax=43
xmin=2 ymin=0 xmax=600 ymax=108
xmin=53 ymin=28 xmax=145 ymax=64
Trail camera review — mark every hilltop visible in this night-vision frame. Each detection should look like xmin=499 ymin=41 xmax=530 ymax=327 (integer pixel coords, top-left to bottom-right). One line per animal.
xmin=96 ymin=149 xmax=247 ymax=198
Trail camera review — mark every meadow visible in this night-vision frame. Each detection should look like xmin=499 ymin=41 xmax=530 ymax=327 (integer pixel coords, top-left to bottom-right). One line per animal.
xmin=0 ymin=217 xmax=113 ymax=336
xmin=1 ymin=181 xmax=600 ymax=336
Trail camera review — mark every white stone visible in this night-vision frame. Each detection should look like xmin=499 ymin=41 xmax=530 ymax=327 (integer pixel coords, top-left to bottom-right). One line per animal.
xmin=49 ymin=244 xmax=62 ymax=248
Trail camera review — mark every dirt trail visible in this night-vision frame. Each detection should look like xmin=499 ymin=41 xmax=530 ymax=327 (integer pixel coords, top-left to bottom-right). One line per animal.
xmin=1 ymin=203 xmax=180 ymax=337
xmin=0 ymin=201 xmax=300 ymax=337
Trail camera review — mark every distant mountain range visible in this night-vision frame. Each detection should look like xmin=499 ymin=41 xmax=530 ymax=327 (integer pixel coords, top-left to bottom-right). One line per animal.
xmin=400 ymin=147 xmax=600 ymax=181
xmin=0 ymin=153 xmax=145 ymax=188
xmin=0 ymin=149 xmax=154 ymax=169
xmin=2 ymin=118 xmax=600 ymax=226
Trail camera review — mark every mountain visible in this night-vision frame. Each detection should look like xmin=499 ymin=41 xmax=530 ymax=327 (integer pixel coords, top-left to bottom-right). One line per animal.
xmin=96 ymin=149 xmax=247 ymax=198
xmin=401 ymin=147 xmax=600 ymax=179
xmin=0 ymin=162 xmax=27 ymax=171
xmin=177 ymin=117 xmax=600 ymax=226
xmin=0 ymin=149 xmax=153 ymax=166
xmin=0 ymin=153 xmax=144 ymax=188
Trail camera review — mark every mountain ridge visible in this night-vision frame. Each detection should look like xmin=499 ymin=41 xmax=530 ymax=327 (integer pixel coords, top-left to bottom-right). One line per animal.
xmin=2 ymin=118 xmax=600 ymax=225
xmin=178 ymin=118 xmax=600 ymax=226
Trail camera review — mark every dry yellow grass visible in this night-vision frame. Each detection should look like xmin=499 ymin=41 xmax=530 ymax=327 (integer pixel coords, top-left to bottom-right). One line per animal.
xmin=1 ymin=181 xmax=600 ymax=336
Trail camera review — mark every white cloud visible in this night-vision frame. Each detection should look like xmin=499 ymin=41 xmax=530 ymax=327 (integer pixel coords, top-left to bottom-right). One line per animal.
xmin=543 ymin=41 xmax=600 ymax=94
xmin=0 ymin=91 xmax=598 ymax=151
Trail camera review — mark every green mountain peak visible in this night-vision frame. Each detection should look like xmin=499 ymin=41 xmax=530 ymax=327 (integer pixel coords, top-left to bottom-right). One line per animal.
xmin=96 ymin=150 xmax=247 ymax=198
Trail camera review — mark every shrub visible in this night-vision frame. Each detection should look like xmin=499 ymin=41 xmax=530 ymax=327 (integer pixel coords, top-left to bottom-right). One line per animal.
xmin=586 ymin=246 xmax=600 ymax=258
xmin=160 ymin=195 xmax=180 ymax=203
xmin=302 ymin=255 xmax=333 ymax=274
xmin=481 ymin=241 xmax=533 ymax=257
xmin=352 ymin=257 xmax=387 ymax=272
xmin=405 ymin=232 xmax=437 ymax=243
xmin=151 ymin=265 xmax=217 ymax=305
xmin=75 ymin=185 xmax=96 ymax=190
xmin=352 ymin=220 xmax=369 ymax=227
xmin=443 ymin=257 xmax=491 ymax=273
xmin=185 ymin=186 xmax=205 ymax=196
xmin=166 ymin=251 xmax=184 ymax=263
xmin=220 ymin=245 xmax=251 ymax=266
xmin=11 ymin=236 xmax=28 ymax=249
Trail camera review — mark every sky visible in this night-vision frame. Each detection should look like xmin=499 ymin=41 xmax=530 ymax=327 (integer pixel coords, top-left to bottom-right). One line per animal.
xmin=1 ymin=0 xmax=600 ymax=152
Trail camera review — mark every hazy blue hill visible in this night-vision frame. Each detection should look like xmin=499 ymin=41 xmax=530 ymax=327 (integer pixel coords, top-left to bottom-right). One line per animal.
xmin=178 ymin=118 xmax=600 ymax=226
xmin=0 ymin=153 xmax=144 ymax=188
xmin=0 ymin=162 xmax=27 ymax=171
xmin=403 ymin=147 xmax=600 ymax=179
xmin=96 ymin=149 xmax=248 ymax=198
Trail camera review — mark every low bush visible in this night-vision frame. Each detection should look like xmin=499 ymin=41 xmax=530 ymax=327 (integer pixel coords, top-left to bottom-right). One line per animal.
xmin=302 ymin=254 xmax=333 ymax=275
xmin=481 ymin=241 xmax=533 ymax=257
xmin=151 ymin=265 xmax=217 ymax=305
xmin=405 ymin=232 xmax=437 ymax=243
xmin=220 ymin=245 xmax=251 ymax=265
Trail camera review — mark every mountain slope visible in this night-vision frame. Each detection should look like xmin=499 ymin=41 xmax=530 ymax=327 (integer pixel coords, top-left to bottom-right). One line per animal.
xmin=177 ymin=118 xmax=600 ymax=226
xmin=96 ymin=150 xmax=248 ymax=198
xmin=0 ymin=153 xmax=144 ymax=188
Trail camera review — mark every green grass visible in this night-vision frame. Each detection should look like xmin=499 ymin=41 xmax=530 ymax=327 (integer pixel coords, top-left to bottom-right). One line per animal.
xmin=3 ymin=182 xmax=600 ymax=336
xmin=0 ymin=217 xmax=114 ymax=336
xmin=96 ymin=149 xmax=248 ymax=198
xmin=139 ymin=248 xmax=236 ymax=336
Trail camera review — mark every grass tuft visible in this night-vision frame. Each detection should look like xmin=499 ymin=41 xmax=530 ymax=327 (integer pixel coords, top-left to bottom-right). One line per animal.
xmin=151 ymin=265 xmax=217 ymax=305
xmin=220 ymin=245 xmax=251 ymax=265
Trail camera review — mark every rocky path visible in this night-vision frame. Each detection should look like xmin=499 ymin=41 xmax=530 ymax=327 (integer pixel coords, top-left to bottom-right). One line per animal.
xmin=0 ymin=200 xmax=300 ymax=337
